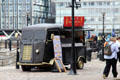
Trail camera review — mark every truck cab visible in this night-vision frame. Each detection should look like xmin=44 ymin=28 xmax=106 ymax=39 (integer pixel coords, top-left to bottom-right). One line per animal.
xmin=17 ymin=24 xmax=62 ymax=71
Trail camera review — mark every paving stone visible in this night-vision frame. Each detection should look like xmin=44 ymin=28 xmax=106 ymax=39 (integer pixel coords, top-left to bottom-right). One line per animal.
xmin=0 ymin=59 xmax=120 ymax=80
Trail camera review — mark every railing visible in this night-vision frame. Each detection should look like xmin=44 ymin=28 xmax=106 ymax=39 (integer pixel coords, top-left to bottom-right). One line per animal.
xmin=0 ymin=40 xmax=17 ymax=66
xmin=0 ymin=54 xmax=16 ymax=66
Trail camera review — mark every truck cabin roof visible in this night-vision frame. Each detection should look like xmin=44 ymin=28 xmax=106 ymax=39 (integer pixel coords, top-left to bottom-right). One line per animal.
xmin=22 ymin=24 xmax=63 ymax=31
xmin=22 ymin=23 xmax=94 ymax=32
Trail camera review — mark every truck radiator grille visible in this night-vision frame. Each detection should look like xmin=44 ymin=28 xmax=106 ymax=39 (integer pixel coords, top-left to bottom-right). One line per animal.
xmin=22 ymin=45 xmax=32 ymax=61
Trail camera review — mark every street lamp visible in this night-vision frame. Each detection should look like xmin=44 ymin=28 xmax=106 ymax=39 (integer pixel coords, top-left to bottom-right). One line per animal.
xmin=69 ymin=0 xmax=81 ymax=75
xmin=101 ymin=12 xmax=105 ymax=61
xmin=102 ymin=12 xmax=105 ymax=39
xmin=75 ymin=0 xmax=81 ymax=8
xmin=112 ymin=17 xmax=115 ymax=37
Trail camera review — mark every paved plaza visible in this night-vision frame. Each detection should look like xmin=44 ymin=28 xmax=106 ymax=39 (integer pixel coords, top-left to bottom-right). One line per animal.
xmin=0 ymin=59 xmax=120 ymax=80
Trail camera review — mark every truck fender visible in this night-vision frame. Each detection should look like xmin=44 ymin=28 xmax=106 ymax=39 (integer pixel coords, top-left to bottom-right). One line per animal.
xmin=49 ymin=58 xmax=55 ymax=65
xmin=77 ymin=56 xmax=85 ymax=69
xmin=77 ymin=56 xmax=85 ymax=63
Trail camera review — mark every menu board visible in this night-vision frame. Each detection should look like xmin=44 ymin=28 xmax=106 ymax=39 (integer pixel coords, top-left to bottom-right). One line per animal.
xmin=53 ymin=35 xmax=62 ymax=60
xmin=54 ymin=58 xmax=66 ymax=72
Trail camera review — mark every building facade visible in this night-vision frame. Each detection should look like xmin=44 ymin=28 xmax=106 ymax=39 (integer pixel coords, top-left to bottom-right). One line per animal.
xmin=0 ymin=0 xmax=54 ymax=30
xmin=55 ymin=0 xmax=120 ymax=35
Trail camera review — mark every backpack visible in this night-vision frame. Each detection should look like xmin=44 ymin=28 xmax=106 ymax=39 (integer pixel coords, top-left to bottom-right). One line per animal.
xmin=104 ymin=42 xmax=112 ymax=56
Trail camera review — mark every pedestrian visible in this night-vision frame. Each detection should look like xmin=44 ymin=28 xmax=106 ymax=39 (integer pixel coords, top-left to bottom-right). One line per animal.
xmin=116 ymin=37 xmax=120 ymax=62
xmin=93 ymin=35 xmax=97 ymax=42
xmin=103 ymin=37 xmax=119 ymax=79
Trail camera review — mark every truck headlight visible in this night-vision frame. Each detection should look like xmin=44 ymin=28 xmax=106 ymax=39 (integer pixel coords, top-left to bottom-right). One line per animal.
xmin=35 ymin=49 xmax=39 ymax=54
xmin=18 ymin=49 xmax=20 ymax=52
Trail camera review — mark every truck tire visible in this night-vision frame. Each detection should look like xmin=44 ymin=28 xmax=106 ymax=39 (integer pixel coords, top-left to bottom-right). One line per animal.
xmin=21 ymin=65 xmax=31 ymax=71
xmin=77 ymin=57 xmax=84 ymax=69
xmin=77 ymin=60 xmax=84 ymax=69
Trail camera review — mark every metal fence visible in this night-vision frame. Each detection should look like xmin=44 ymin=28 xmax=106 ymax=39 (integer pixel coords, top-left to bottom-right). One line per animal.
xmin=0 ymin=40 xmax=17 ymax=66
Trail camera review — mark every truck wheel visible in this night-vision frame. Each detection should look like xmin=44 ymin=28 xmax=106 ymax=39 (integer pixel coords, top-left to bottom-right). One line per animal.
xmin=77 ymin=58 xmax=84 ymax=69
xmin=21 ymin=65 xmax=31 ymax=71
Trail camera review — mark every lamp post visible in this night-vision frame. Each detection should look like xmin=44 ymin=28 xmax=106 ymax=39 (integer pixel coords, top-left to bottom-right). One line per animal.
xmin=101 ymin=12 xmax=105 ymax=61
xmin=102 ymin=12 xmax=105 ymax=39
xmin=69 ymin=0 xmax=81 ymax=75
xmin=112 ymin=17 xmax=115 ymax=37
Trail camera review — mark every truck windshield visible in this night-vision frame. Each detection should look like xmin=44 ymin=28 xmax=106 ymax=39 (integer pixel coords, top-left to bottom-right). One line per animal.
xmin=22 ymin=30 xmax=33 ymax=40
xmin=22 ymin=30 xmax=46 ymax=41
xmin=34 ymin=30 xmax=46 ymax=41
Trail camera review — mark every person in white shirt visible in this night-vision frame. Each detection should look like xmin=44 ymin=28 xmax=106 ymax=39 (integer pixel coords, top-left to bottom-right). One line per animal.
xmin=103 ymin=37 xmax=119 ymax=79
xmin=116 ymin=37 xmax=120 ymax=47
xmin=116 ymin=37 xmax=120 ymax=62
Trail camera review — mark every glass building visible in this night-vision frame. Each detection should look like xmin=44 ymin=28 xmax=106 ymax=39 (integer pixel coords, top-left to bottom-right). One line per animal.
xmin=0 ymin=0 xmax=54 ymax=29
xmin=55 ymin=0 xmax=120 ymax=35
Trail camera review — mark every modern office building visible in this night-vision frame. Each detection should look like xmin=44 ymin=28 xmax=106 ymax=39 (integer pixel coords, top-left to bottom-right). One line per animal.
xmin=55 ymin=0 xmax=120 ymax=35
xmin=0 ymin=0 xmax=54 ymax=30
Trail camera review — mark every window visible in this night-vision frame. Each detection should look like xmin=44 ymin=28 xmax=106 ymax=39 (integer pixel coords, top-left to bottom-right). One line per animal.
xmin=9 ymin=5 xmax=13 ymax=12
xmin=83 ymin=2 xmax=87 ymax=6
xmin=27 ymin=5 xmax=30 ymax=11
xmin=19 ymin=0 xmax=23 ymax=3
xmin=91 ymin=18 xmax=94 ymax=21
xmin=2 ymin=0 xmax=5 ymax=2
xmin=114 ymin=8 xmax=118 ymax=13
xmin=107 ymin=2 xmax=110 ymax=6
xmin=26 ymin=0 xmax=30 ymax=3
xmin=91 ymin=2 xmax=94 ymax=6
xmin=15 ymin=4 xmax=17 ymax=12
xmin=67 ymin=2 xmax=71 ymax=7
xmin=98 ymin=17 xmax=102 ymax=21
xmin=60 ymin=3 xmax=64 ymax=7
xmin=9 ymin=0 xmax=13 ymax=2
xmin=98 ymin=2 xmax=102 ymax=6
xmin=114 ymin=2 xmax=120 ymax=6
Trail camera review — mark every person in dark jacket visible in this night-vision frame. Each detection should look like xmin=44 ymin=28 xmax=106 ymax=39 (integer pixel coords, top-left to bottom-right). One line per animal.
xmin=93 ymin=35 xmax=97 ymax=42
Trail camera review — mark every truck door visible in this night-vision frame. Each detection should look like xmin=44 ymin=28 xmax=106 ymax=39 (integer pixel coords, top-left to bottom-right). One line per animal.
xmin=43 ymin=28 xmax=60 ymax=62
xmin=33 ymin=30 xmax=46 ymax=63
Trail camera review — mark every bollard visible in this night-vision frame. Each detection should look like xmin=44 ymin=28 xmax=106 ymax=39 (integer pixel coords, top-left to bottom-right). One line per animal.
xmin=2 ymin=60 xmax=4 ymax=66
xmin=8 ymin=39 xmax=12 ymax=51
xmin=5 ymin=40 xmax=8 ymax=48
xmin=16 ymin=40 xmax=19 ymax=69
xmin=0 ymin=41 xmax=1 ymax=49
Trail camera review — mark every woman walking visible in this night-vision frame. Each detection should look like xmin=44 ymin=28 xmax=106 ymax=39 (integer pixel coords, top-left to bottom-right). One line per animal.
xmin=103 ymin=37 xmax=119 ymax=79
xmin=116 ymin=37 xmax=120 ymax=62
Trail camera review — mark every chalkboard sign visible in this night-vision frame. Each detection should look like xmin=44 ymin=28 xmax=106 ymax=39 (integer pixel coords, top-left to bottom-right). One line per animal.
xmin=54 ymin=58 xmax=66 ymax=72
